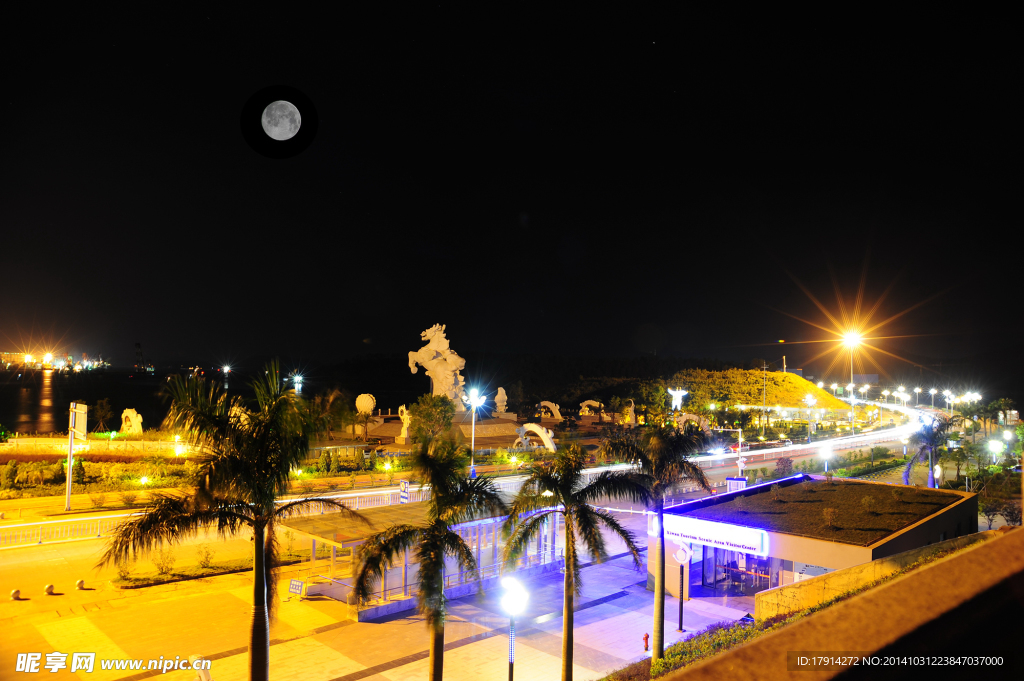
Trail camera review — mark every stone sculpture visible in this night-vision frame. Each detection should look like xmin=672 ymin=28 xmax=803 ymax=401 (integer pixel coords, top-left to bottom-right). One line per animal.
xmin=579 ymin=400 xmax=602 ymax=416
xmin=408 ymin=324 xmax=467 ymax=411
xmin=355 ymin=394 xmax=376 ymax=415
xmin=495 ymin=387 xmax=508 ymax=413
xmin=397 ymin=404 xmax=413 ymax=444
xmin=668 ymin=388 xmax=687 ymax=412
xmin=675 ymin=413 xmax=712 ymax=435
xmin=538 ymin=401 xmax=562 ymax=420
xmin=513 ymin=423 xmax=557 ymax=452
xmin=120 ymin=409 xmax=143 ymax=435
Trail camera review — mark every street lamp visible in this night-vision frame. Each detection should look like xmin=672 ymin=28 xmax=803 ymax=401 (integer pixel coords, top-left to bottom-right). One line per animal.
xmin=929 ymin=388 xmax=937 ymax=408
xmin=830 ymin=383 xmax=838 ymax=397
xmin=988 ymin=440 xmax=1005 ymax=464
xmin=821 ymin=444 xmax=832 ymax=473
xmin=804 ymin=395 xmax=817 ymax=443
xmin=817 ymin=382 xmax=824 ymax=389
xmin=462 ymin=387 xmax=486 ymax=478
xmin=501 ymin=577 xmax=529 ymax=681
xmin=914 ymin=387 xmax=921 ymax=405
xmin=846 ymin=383 xmax=856 ymax=435
xmin=882 ymin=390 xmax=890 ymax=404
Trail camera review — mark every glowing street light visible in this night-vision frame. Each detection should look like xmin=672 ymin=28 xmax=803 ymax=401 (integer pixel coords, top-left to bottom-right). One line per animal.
xmin=929 ymin=388 xmax=937 ymax=408
xmin=1004 ymin=430 xmax=1013 ymax=441
xmin=830 ymin=383 xmax=838 ymax=396
xmin=140 ymin=477 xmax=149 ymax=485
xmin=24 ymin=354 xmax=33 ymax=365
xmin=462 ymin=387 xmax=486 ymax=478
xmin=817 ymin=381 xmax=824 ymax=389
xmin=914 ymin=387 xmax=921 ymax=405
xmin=501 ymin=577 xmax=529 ymax=681
xmin=882 ymin=390 xmax=890 ymax=404
xmin=988 ymin=439 xmax=1005 ymax=463
xmin=821 ymin=444 xmax=832 ymax=472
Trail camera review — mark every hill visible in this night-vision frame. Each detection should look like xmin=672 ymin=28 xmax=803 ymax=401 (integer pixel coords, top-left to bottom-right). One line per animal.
xmin=667 ymin=369 xmax=850 ymax=411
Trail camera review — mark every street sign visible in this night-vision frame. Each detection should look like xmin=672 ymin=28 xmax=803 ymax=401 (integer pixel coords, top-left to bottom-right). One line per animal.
xmin=65 ymin=402 xmax=88 ymax=511
xmin=288 ymin=579 xmax=304 ymax=595
xmin=399 ymin=479 xmax=409 ymax=504
xmin=736 ymin=457 xmax=747 ymax=472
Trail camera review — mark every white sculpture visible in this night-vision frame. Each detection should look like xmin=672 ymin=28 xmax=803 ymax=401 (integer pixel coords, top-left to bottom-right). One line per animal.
xmin=355 ymin=394 xmax=376 ymax=415
xmin=624 ymin=399 xmax=636 ymax=428
xmin=495 ymin=387 xmax=508 ymax=413
xmin=579 ymin=400 xmax=602 ymax=416
xmin=538 ymin=401 xmax=562 ymax=420
xmin=675 ymin=413 xmax=712 ymax=435
xmin=513 ymin=423 xmax=556 ymax=452
xmin=408 ymin=324 xmax=467 ymax=411
xmin=668 ymin=388 xmax=687 ymax=412
xmin=397 ymin=404 xmax=413 ymax=444
xmin=120 ymin=409 xmax=143 ymax=435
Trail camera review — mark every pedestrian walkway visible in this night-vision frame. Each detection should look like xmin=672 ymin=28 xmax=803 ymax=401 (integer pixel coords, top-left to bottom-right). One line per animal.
xmin=2 ymin=548 xmax=748 ymax=681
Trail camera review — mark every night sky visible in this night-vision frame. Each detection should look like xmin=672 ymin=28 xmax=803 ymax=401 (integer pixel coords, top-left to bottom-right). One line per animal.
xmin=2 ymin=13 xmax=1019 ymax=398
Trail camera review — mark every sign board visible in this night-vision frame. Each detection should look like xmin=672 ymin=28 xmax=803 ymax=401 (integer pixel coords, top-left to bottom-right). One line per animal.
xmin=288 ymin=579 xmax=305 ymax=595
xmin=836 ymin=387 xmax=844 ymax=396
xmin=399 ymin=479 xmax=409 ymax=504
xmin=726 ymin=477 xmax=747 ymax=493
xmin=663 ymin=514 xmax=769 ymax=556
xmin=736 ymin=457 xmax=747 ymax=472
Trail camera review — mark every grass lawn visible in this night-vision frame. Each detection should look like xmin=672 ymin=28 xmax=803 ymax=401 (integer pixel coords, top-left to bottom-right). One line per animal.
xmin=684 ymin=479 xmax=961 ymax=545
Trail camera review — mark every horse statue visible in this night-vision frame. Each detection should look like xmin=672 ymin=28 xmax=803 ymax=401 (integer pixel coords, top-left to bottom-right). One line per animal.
xmin=408 ymin=324 xmax=467 ymax=410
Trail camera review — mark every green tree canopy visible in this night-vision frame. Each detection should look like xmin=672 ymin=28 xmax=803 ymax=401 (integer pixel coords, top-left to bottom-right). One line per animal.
xmin=409 ymin=394 xmax=456 ymax=441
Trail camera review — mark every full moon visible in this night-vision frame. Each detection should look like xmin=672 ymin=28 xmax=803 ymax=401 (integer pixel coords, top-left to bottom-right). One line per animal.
xmin=261 ymin=101 xmax=301 ymax=141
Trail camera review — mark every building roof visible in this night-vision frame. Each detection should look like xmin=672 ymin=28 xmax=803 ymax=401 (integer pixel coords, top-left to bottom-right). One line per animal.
xmin=667 ymin=476 xmax=966 ymax=546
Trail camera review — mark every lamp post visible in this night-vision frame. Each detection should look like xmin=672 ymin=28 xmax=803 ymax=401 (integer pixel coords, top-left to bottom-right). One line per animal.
xmin=830 ymin=383 xmax=838 ymax=397
xmin=914 ymin=387 xmax=921 ymax=405
xmin=882 ymin=390 xmax=890 ymax=404
xmin=462 ymin=388 xmax=486 ymax=478
xmin=804 ymin=395 xmax=816 ymax=443
xmin=501 ymin=577 xmax=528 ymax=681
xmin=846 ymin=383 xmax=855 ymax=435
xmin=929 ymin=388 xmax=937 ymax=408
xmin=821 ymin=444 xmax=832 ymax=473
xmin=943 ymin=390 xmax=952 ymax=416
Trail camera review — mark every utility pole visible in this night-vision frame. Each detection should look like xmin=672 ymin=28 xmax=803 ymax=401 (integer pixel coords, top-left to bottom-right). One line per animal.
xmin=783 ymin=356 xmax=786 ymax=373
xmin=761 ymin=362 xmax=767 ymax=437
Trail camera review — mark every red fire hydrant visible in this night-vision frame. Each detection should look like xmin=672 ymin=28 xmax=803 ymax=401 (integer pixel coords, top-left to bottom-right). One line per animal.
xmin=643 ymin=633 xmax=649 ymax=651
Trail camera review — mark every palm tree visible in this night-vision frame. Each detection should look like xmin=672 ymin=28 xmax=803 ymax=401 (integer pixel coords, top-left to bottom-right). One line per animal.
xmin=353 ymin=437 xmax=506 ymax=681
xmin=904 ymin=414 xmax=962 ymax=488
xmin=97 ymin=362 xmax=366 ymax=681
xmin=602 ymin=424 xmax=711 ymax=663
xmin=503 ymin=442 xmax=650 ymax=681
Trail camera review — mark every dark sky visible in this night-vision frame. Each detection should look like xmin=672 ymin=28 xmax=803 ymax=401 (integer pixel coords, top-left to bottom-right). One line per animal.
xmin=2 ymin=12 xmax=1019 ymax=397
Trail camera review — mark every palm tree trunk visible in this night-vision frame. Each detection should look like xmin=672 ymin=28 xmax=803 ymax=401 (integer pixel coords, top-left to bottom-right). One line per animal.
xmin=428 ymin=621 xmax=444 ymax=681
xmin=249 ymin=523 xmax=269 ymax=681
xmin=927 ymin=449 xmax=935 ymax=488
xmin=561 ymin=557 xmax=574 ymax=681
xmin=652 ymin=498 xmax=666 ymax=662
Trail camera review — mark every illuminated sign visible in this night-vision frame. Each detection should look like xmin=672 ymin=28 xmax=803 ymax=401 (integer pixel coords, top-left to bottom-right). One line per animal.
xmin=663 ymin=514 xmax=769 ymax=556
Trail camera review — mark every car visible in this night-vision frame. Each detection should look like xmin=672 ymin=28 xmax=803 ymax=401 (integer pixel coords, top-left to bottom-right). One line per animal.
xmin=782 ymin=439 xmax=793 ymax=446
xmin=728 ymin=442 xmax=750 ymax=453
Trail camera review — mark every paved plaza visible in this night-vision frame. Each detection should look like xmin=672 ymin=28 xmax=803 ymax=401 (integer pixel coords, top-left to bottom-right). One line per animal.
xmin=1 ymin=505 xmax=751 ymax=681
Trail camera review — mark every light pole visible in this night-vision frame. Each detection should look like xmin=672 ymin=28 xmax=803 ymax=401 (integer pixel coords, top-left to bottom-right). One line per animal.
xmin=830 ymin=383 xmax=838 ymax=397
xmin=804 ymin=394 xmax=816 ymax=443
xmin=821 ymin=444 xmax=832 ymax=473
xmin=501 ymin=577 xmax=528 ymax=681
xmin=914 ymin=387 xmax=921 ymax=405
xmin=943 ymin=390 xmax=952 ymax=416
xmin=462 ymin=388 xmax=486 ymax=479
xmin=847 ymin=383 xmax=855 ymax=435
xmin=929 ymin=388 xmax=937 ymax=409
xmin=882 ymin=390 xmax=890 ymax=404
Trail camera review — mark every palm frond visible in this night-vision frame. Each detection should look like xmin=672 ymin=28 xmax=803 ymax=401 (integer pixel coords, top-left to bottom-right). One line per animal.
xmin=353 ymin=524 xmax=422 ymax=602
xmin=572 ymin=505 xmax=609 ymax=567
xmin=577 ymin=470 xmax=651 ymax=507
xmin=274 ymin=497 xmax=370 ymax=525
xmin=501 ymin=510 xmax=557 ymax=569
xmin=590 ymin=508 xmax=643 ymax=571
xmin=97 ymin=493 xmax=252 ymax=568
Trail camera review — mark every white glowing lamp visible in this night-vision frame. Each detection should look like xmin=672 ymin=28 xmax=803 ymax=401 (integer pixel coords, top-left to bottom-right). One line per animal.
xmin=500 ymin=577 xmax=528 ymax=617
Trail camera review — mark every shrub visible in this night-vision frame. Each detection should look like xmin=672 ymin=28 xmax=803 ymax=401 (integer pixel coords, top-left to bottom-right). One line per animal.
xmin=979 ymin=499 xmax=1003 ymax=529
xmin=824 ymin=470 xmax=834 ymax=484
xmin=299 ymin=480 xmax=314 ymax=495
xmin=822 ymin=507 xmax=838 ymax=528
xmin=348 ymin=471 xmax=356 ymax=489
xmin=330 ymin=450 xmax=341 ymax=474
xmin=770 ymin=484 xmax=781 ymax=501
xmin=318 ymin=450 xmax=331 ymax=473
xmin=153 ymin=547 xmax=176 ymax=575
xmin=89 ymin=493 xmax=106 ymax=508
xmin=119 ymin=491 xmax=138 ymax=507
xmin=195 ymin=543 xmax=215 ymax=569
xmin=115 ymin=558 xmax=134 ymax=581
xmin=871 ymin=446 xmax=889 ymax=460
xmin=72 ymin=459 xmax=86 ymax=484
xmin=775 ymin=456 xmax=793 ymax=477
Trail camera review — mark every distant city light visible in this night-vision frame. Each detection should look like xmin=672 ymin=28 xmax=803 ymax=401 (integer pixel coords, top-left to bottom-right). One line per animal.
xmin=24 ymin=354 xmax=33 ymax=364
xmin=140 ymin=477 xmax=149 ymax=485
xmin=43 ymin=353 xmax=53 ymax=363
xmin=223 ymin=365 xmax=231 ymax=373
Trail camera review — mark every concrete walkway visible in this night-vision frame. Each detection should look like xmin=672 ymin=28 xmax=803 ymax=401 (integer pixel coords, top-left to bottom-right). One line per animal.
xmin=0 ymin=511 xmax=748 ymax=681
